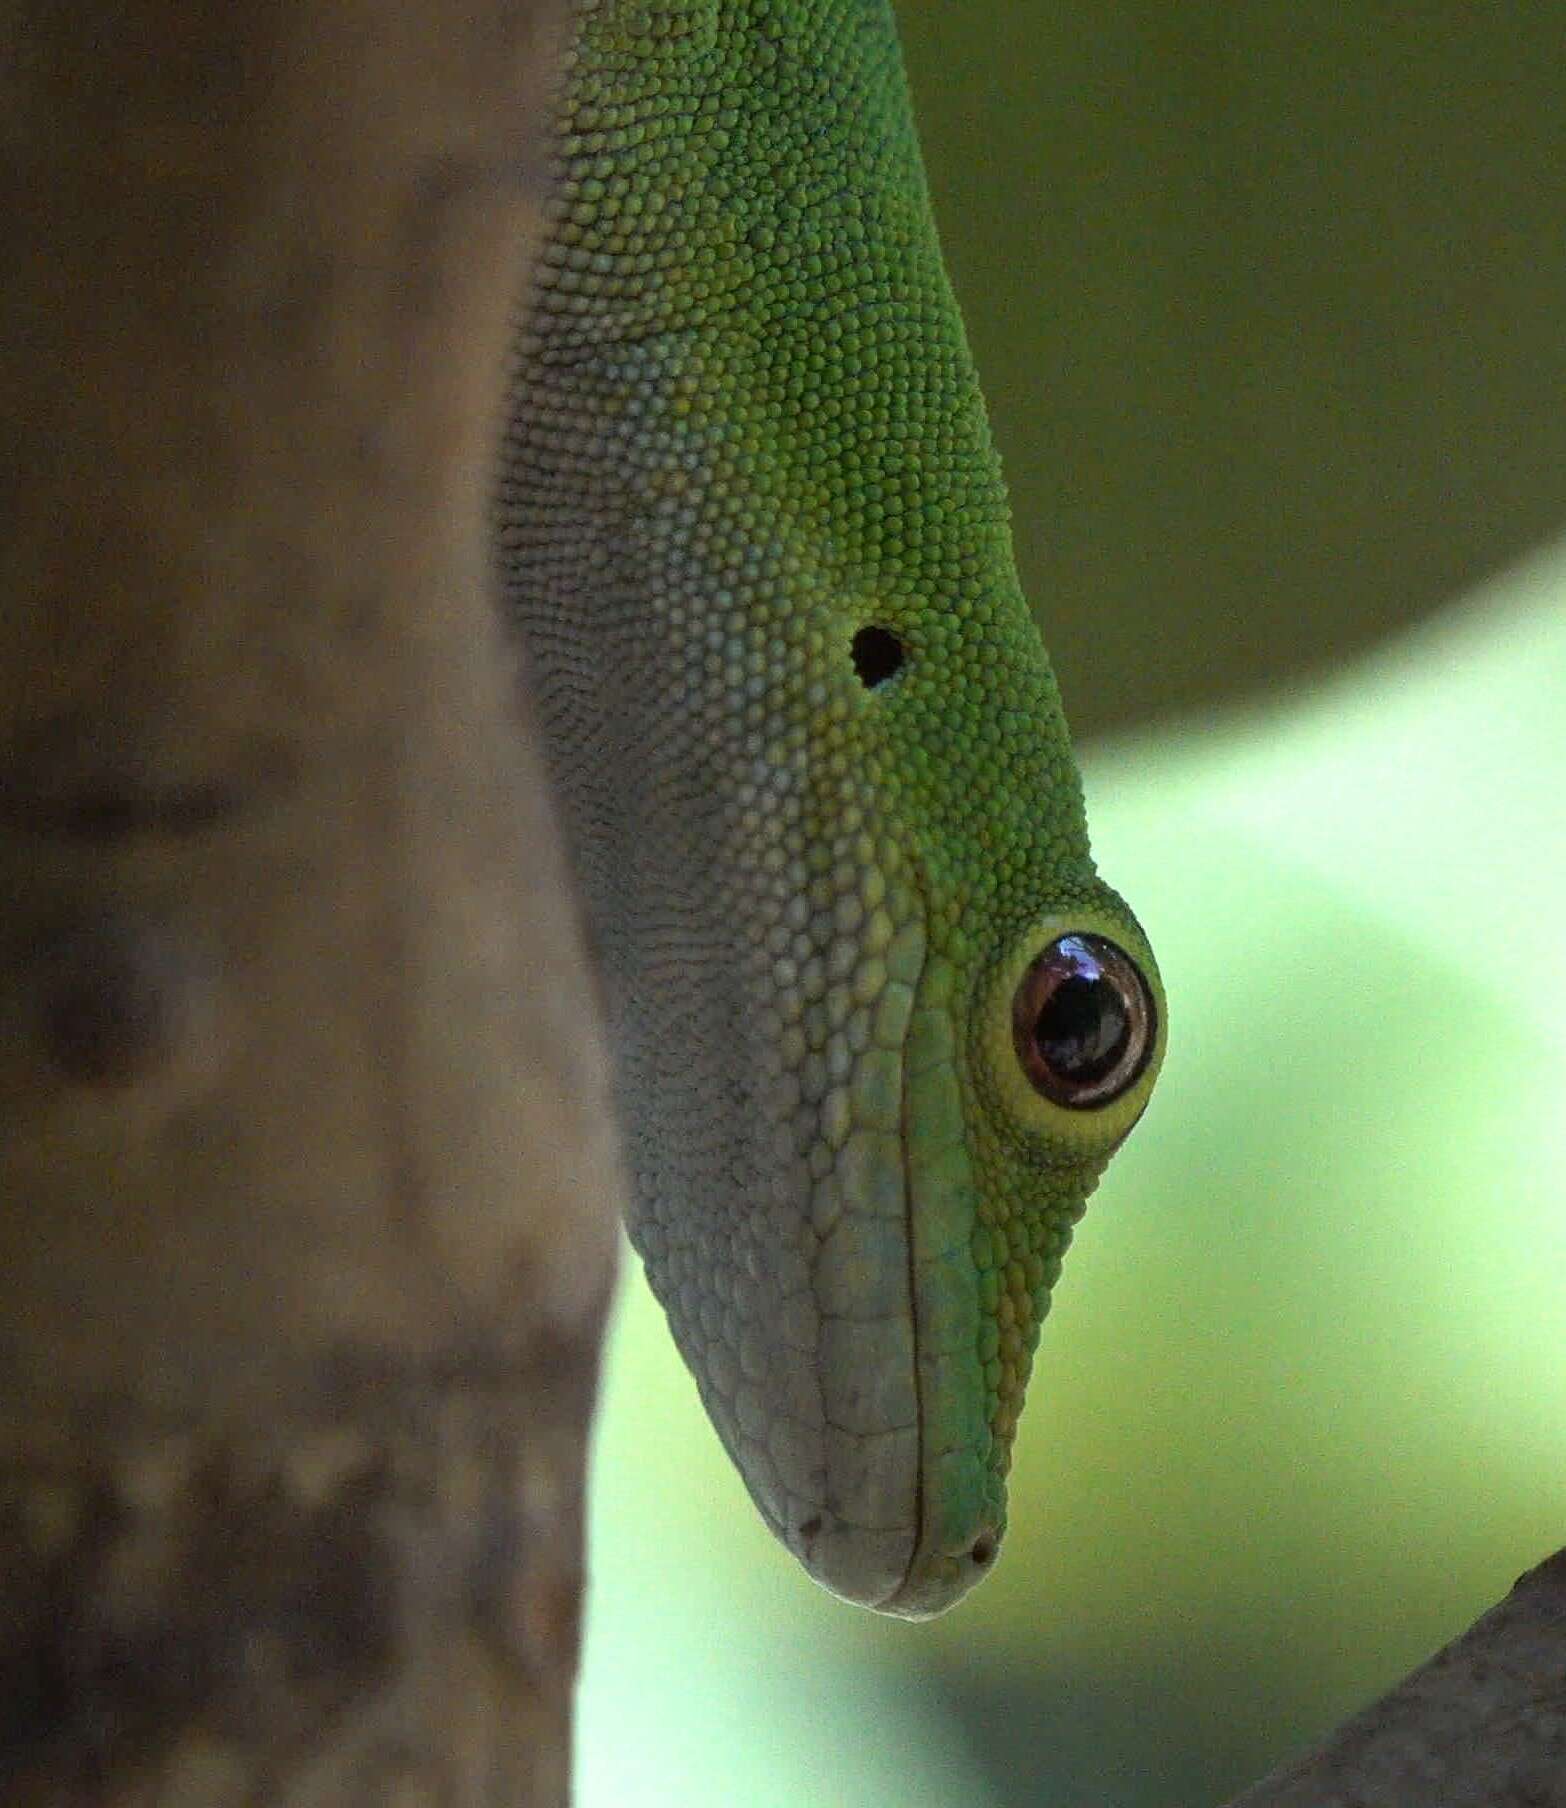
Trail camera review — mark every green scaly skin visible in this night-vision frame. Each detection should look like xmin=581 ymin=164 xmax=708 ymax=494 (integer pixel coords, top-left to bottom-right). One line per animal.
xmin=499 ymin=0 xmax=1165 ymax=1616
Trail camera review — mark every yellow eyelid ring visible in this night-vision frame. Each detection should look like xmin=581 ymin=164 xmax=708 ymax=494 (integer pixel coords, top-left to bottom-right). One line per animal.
xmin=975 ymin=900 xmax=1167 ymax=1158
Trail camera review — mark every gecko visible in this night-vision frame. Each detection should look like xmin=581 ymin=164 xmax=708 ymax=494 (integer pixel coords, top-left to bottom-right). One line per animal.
xmin=497 ymin=0 xmax=1165 ymax=1617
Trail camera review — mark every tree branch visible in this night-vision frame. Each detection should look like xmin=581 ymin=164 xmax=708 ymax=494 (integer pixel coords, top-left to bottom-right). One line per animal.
xmin=1228 ymin=1548 xmax=1566 ymax=1807
xmin=0 ymin=0 xmax=620 ymax=1800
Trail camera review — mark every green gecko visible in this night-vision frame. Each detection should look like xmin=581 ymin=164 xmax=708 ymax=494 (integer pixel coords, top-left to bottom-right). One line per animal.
xmin=498 ymin=0 xmax=1165 ymax=1617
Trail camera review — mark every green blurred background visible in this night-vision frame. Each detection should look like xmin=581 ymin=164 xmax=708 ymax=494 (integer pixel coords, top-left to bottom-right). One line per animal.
xmin=576 ymin=5 xmax=1566 ymax=1801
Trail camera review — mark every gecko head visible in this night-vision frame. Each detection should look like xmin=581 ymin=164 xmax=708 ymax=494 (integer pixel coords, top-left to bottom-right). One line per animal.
xmin=609 ymin=723 xmax=1164 ymax=1622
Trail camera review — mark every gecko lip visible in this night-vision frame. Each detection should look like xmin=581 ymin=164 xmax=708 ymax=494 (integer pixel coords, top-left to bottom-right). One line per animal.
xmin=876 ymin=1522 xmax=1004 ymax=1619
xmin=869 ymin=910 xmax=1004 ymax=1621
xmin=789 ymin=1508 xmax=1001 ymax=1619
xmin=781 ymin=897 xmax=1003 ymax=1621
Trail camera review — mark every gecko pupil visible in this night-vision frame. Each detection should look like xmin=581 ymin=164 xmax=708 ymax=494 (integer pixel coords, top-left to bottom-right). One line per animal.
xmin=1012 ymin=933 xmax=1155 ymax=1108
xmin=1033 ymin=972 xmax=1128 ymax=1083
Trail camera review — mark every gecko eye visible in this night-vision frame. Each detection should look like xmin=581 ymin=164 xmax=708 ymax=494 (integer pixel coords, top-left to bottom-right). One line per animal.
xmin=1011 ymin=933 xmax=1156 ymax=1109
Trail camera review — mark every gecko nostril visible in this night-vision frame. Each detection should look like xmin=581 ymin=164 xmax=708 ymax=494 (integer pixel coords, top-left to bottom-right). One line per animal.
xmin=969 ymin=1534 xmax=996 ymax=1567
xmin=850 ymin=625 xmax=905 ymax=689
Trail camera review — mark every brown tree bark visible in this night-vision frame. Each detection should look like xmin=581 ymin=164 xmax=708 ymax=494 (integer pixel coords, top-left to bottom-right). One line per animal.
xmin=0 ymin=1 xmax=621 ymax=1802
xmin=1227 ymin=1548 xmax=1566 ymax=1808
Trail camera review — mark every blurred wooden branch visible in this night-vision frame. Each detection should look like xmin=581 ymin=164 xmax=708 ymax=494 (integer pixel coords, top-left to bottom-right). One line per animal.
xmin=1228 ymin=1547 xmax=1566 ymax=1807
xmin=0 ymin=0 xmax=622 ymax=1802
